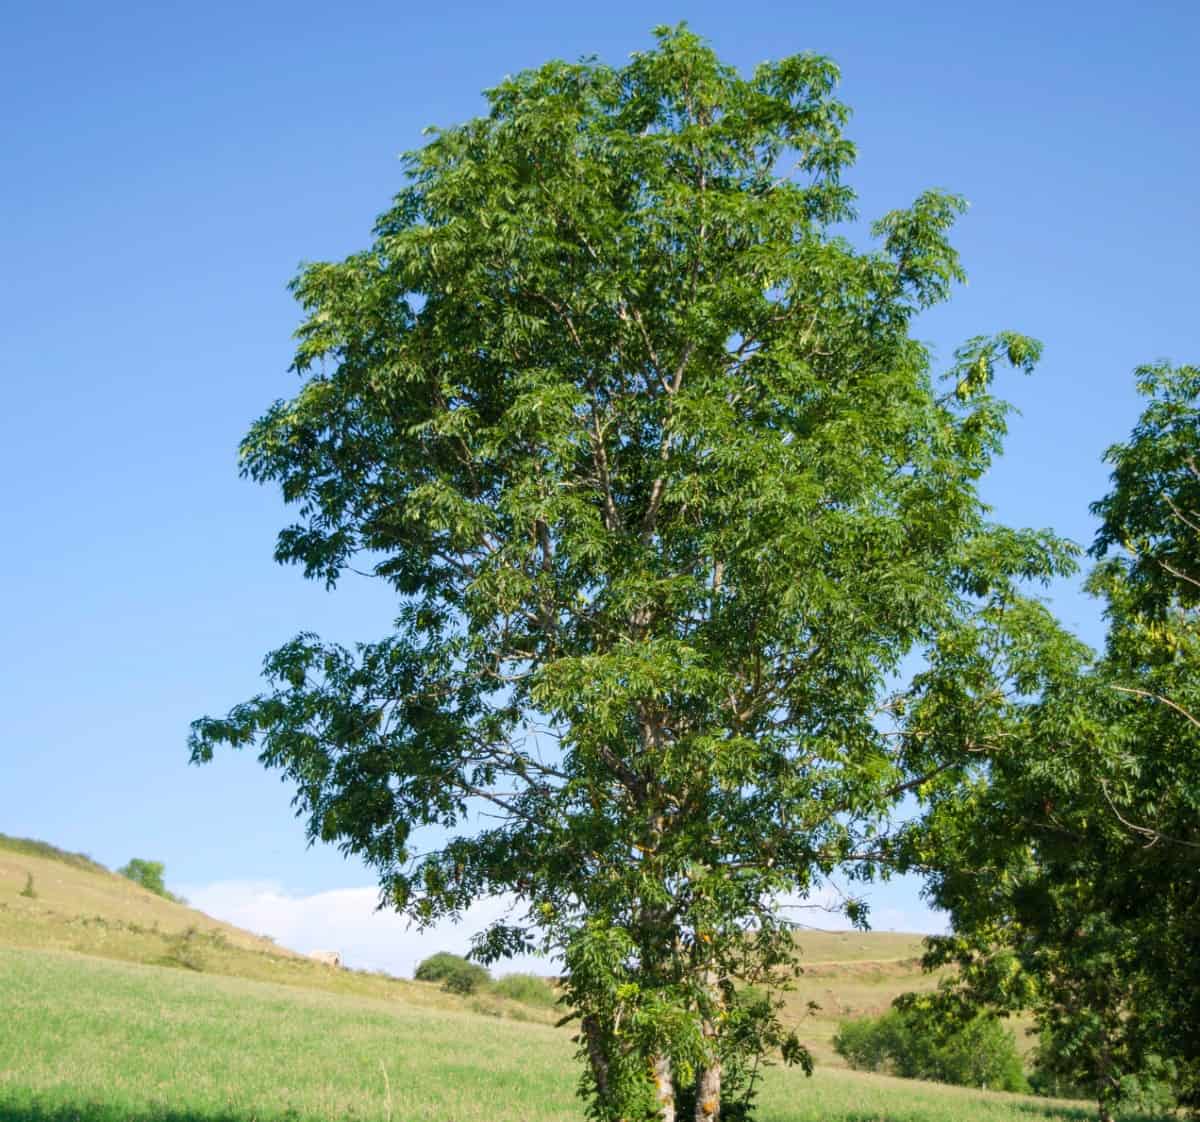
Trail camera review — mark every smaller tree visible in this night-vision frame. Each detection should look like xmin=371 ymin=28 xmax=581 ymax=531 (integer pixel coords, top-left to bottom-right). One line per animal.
xmin=834 ymin=1006 xmax=1026 ymax=1092
xmin=414 ymin=951 xmax=491 ymax=994
xmin=906 ymin=362 xmax=1200 ymax=1121
xmin=118 ymin=858 xmax=184 ymax=903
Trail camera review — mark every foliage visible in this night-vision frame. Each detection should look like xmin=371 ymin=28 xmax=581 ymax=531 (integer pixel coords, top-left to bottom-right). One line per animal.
xmin=0 ymin=832 xmax=107 ymax=875
xmin=833 ymin=1007 xmax=1027 ymax=1093
xmin=908 ymin=363 xmax=1200 ymax=1121
xmin=162 ymin=925 xmax=207 ymax=972
xmin=191 ymin=23 xmax=1074 ymax=1119
xmin=492 ymin=972 xmax=559 ymax=1007
xmin=9 ymin=944 xmax=1149 ymax=1122
xmin=117 ymin=858 xmax=186 ymax=904
xmin=20 ymin=872 xmax=37 ymax=899
xmin=674 ymin=982 xmax=815 ymax=1121
xmin=1028 ymin=1044 xmax=1179 ymax=1116
xmin=414 ymin=951 xmax=491 ymax=995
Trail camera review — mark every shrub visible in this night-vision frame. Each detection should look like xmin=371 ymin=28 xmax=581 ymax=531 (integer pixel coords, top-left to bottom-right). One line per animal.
xmin=413 ymin=951 xmax=490 ymax=995
xmin=934 ymin=1014 xmax=1027 ymax=1092
xmin=833 ymin=1009 xmax=907 ymax=1072
xmin=163 ymin=925 xmax=206 ymax=972
xmin=491 ymin=973 xmax=557 ymax=1007
xmin=117 ymin=858 xmax=186 ymax=903
xmin=0 ymin=834 xmax=107 ymax=875
xmin=834 ymin=1007 xmax=1027 ymax=1093
xmin=1028 ymin=1045 xmax=1181 ymax=1114
xmin=19 ymin=872 xmax=37 ymax=899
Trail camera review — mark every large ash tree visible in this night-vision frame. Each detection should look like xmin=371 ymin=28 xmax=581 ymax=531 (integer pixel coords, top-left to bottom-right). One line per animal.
xmin=191 ymin=26 xmax=1071 ymax=1121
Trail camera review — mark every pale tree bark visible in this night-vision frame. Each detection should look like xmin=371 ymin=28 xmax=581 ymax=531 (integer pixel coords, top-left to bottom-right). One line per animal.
xmin=651 ymin=1053 xmax=675 ymax=1122
xmin=693 ymin=1060 xmax=721 ymax=1122
xmin=693 ymin=969 xmax=723 ymax=1122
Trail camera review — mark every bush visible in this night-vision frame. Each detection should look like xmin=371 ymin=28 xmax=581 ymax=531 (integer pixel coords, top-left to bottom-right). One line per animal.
xmin=19 ymin=872 xmax=37 ymax=899
xmin=0 ymin=833 xmax=107 ymax=875
xmin=935 ymin=1014 xmax=1027 ymax=1092
xmin=833 ymin=1009 xmax=909 ymax=1072
xmin=491 ymin=973 xmax=558 ymax=1007
xmin=834 ymin=1008 xmax=1027 ymax=1093
xmin=1028 ymin=1044 xmax=1181 ymax=1114
xmin=117 ymin=858 xmax=186 ymax=903
xmin=413 ymin=951 xmax=490 ymax=995
xmin=162 ymin=925 xmax=206 ymax=972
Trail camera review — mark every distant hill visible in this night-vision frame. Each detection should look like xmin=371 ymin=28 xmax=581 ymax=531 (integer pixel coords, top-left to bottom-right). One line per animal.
xmin=1 ymin=832 xmax=1064 ymax=1122
xmin=0 ymin=944 xmax=1078 ymax=1122
xmin=0 ymin=831 xmax=297 ymax=959
xmin=0 ymin=832 xmax=541 ymax=1018
xmin=783 ymin=930 xmax=946 ymax=1061
xmin=0 ymin=831 xmax=955 ymax=1055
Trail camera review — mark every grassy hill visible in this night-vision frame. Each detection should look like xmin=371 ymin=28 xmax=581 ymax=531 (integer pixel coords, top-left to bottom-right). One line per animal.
xmin=0 ymin=833 xmax=938 ymax=1052
xmin=1 ymin=946 xmax=1103 ymax=1122
xmin=0 ymin=833 xmax=1128 ymax=1122
xmin=0 ymin=833 xmax=549 ymax=1019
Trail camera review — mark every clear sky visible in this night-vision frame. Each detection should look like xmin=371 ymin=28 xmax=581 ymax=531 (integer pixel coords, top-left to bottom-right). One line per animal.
xmin=3 ymin=0 xmax=1197 ymax=975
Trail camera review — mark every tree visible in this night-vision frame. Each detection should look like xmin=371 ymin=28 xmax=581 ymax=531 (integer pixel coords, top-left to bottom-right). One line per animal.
xmin=909 ymin=363 xmax=1200 ymax=1120
xmin=118 ymin=858 xmax=174 ymax=899
xmin=190 ymin=26 xmax=1073 ymax=1120
xmin=414 ymin=950 xmax=491 ymax=994
xmin=1087 ymin=363 xmax=1200 ymax=1111
xmin=833 ymin=1006 xmax=1027 ymax=1092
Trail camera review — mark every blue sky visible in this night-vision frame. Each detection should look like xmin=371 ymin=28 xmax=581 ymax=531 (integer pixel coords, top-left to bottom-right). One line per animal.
xmin=3 ymin=1 xmax=1197 ymax=973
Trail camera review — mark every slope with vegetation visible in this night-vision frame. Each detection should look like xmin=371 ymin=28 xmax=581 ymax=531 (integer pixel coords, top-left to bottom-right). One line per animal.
xmin=3 ymin=833 xmax=1165 ymax=1119
xmin=0 ymin=832 xmax=945 ymax=1045
xmin=1 ymin=944 xmax=1132 ymax=1122
xmin=0 ymin=832 xmax=553 ymax=1020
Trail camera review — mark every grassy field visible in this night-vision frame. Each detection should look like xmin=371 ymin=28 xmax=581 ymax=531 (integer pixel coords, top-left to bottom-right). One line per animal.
xmin=0 ymin=946 xmax=1125 ymax=1122
xmin=2 ymin=833 xmax=1161 ymax=1121
xmin=0 ymin=835 xmax=551 ymax=1021
xmin=0 ymin=833 xmax=941 ymax=1049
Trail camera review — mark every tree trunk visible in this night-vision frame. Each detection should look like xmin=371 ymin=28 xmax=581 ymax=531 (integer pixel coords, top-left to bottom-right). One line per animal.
xmin=693 ymin=1061 xmax=721 ymax=1122
xmin=1096 ymin=1041 xmax=1117 ymax=1122
xmin=580 ymin=1015 xmax=610 ymax=1100
xmin=651 ymin=1053 xmax=675 ymax=1122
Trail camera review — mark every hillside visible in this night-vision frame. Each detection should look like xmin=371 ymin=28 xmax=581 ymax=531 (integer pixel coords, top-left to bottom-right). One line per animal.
xmin=0 ymin=833 xmax=945 ymax=1051
xmin=0 ymin=833 xmax=548 ymax=1019
xmin=0 ymin=832 xmax=1107 ymax=1122
xmin=783 ymin=931 xmax=948 ymax=1061
xmin=1 ymin=831 xmax=1001 ymax=1077
xmin=1 ymin=946 xmax=1101 ymax=1122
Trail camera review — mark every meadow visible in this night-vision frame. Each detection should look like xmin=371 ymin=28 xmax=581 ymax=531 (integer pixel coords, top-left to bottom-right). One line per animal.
xmin=0 ymin=835 xmax=1169 ymax=1121
xmin=1 ymin=947 xmax=1112 ymax=1122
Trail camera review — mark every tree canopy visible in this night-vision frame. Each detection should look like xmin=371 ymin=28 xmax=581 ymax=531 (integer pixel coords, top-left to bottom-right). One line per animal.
xmin=117 ymin=858 xmax=181 ymax=903
xmin=191 ymin=25 xmax=1074 ymax=1121
xmin=912 ymin=363 xmax=1200 ymax=1120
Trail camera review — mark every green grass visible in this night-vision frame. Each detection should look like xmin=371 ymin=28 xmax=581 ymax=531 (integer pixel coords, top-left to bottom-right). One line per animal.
xmin=0 ymin=946 xmax=1166 ymax=1122
xmin=0 ymin=837 xmax=557 ymax=1020
xmin=1 ymin=947 xmax=580 ymax=1122
xmin=0 ymin=838 xmax=1169 ymax=1121
xmin=0 ymin=833 xmax=108 ymax=875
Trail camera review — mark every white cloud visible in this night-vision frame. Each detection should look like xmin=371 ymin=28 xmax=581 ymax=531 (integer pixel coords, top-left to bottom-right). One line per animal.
xmin=869 ymin=903 xmax=948 ymax=935
xmin=178 ymin=876 xmax=947 ymax=981
xmin=177 ymin=879 xmax=552 ymax=979
xmin=776 ymin=883 xmax=948 ymax=936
